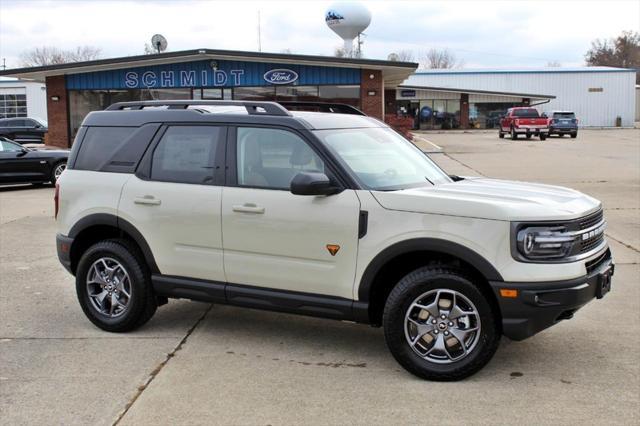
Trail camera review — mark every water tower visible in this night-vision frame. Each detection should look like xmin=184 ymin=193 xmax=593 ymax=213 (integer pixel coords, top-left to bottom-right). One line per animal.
xmin=325 ymin=2 xmax=371 ymax=56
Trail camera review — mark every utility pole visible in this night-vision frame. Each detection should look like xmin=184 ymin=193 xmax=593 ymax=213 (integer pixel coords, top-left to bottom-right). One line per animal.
xmin=257 ymin=11 xmax=262 ymax=52
xmin=1 ymin=58 xmax=5 ymax=71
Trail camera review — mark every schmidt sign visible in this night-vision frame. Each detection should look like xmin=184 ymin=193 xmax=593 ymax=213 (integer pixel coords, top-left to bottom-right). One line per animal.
xmin=65 ymin=60 xmax=361 ymax=90
xmin=122 ymin=67 xmax=298 ymax=89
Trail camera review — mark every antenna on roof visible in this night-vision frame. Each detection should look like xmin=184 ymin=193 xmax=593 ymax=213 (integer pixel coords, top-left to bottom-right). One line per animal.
xmin=257 ymin=11 xmax=262 ymax=52
xmin=151 ymin=34 xmax=168 ymax=54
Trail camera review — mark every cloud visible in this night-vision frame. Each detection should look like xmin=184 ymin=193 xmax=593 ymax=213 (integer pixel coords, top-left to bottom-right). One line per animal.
xmin=0 ymin=0 xmax=638 ymax=69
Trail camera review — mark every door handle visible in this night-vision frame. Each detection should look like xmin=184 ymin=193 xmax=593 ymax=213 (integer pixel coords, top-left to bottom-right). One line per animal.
xmin=232 ymin=203 xmax=265 ymax=214
xmin=134 ymin=195 xmax=161 ymax=206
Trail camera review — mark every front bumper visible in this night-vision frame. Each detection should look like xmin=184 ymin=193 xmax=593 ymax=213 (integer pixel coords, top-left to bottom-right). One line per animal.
xmin=489 ymin=249 xmax=613 ymax=340
xmin=56 ymin=233 xmax=74 ymax=274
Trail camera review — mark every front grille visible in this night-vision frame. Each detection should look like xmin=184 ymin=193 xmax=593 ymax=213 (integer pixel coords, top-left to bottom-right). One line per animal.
xmin=580 ymin=209 xmax=603 ymax=230
xmin=585 ymin=249 xmax=611 ymax=274
xmin=581 ymin=233 xmax=605 ymax=253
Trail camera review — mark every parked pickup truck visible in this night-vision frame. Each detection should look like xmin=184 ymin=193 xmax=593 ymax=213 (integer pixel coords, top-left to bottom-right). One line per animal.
xmin=499 ymin=107 xmax=548 ymax=140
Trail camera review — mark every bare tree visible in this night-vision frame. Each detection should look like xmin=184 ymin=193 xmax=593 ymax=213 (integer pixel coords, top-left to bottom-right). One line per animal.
xmin=547 ymin=61 xmax=561 ymax=67
xmin=585 ymin=30 xmax=639 ymax=83
xmin=334 ymin=46 xmax=362 ymax=59
xmin=419 ymin=48 xmax=463 ymax=69
xmin=20 ymin=46 xmax=102 ymax=67
xmin=388 ymin=49 xmax=415 ymax=62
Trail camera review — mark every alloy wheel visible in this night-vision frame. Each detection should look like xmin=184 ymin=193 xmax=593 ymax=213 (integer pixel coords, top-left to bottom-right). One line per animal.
xmin=404 ymin=289 xmax=481 ymax=364
xmin=86 ymin=257 xmax=132 ymax=318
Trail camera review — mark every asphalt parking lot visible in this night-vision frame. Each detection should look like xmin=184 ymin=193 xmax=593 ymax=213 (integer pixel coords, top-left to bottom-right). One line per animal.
xmin=1 ymin=129 xmax=638 ymax=425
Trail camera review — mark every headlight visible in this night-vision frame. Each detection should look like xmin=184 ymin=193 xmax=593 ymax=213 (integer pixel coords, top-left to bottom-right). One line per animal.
xmin=515 ymin=225 xmax=577 ymax=260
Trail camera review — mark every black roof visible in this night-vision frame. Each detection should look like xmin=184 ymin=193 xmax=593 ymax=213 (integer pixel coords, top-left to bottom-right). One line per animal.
xmin=82 ymin=100 xmax=385 ymax=130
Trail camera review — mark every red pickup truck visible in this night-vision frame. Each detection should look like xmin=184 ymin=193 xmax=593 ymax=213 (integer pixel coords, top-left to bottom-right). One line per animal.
xmin=499 ymin=107 xmax=548 ymax=140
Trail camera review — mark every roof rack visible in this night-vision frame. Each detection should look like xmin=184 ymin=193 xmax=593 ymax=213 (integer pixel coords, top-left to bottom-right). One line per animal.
xmin=105 ymin=100 xmax=292 ymax=116
xmin=278 ymin=101 xmax=366 ymax=116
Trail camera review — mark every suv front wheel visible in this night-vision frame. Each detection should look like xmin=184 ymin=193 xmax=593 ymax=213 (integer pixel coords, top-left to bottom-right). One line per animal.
xmin=383 ymin=266 xmax=500 ymax=381
xmin=76 ymin=239 xmax=157 ymax=332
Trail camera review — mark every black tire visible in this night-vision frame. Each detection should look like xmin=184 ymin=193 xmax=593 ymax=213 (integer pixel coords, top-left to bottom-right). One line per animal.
xmin=75 ymin=239 xmax=157 ymax=332
xmin=383 ymin=266 xmax=500 ymax=381
xmin=539 ymin=133 xmax=547 ymax=141
xmin=50 ymin=161 xmax=66 ymax=184
xmin=498 ymin=131 xmax=504 ymax=139
xmin=510 ymin=127 xmax=517 ymax=140
xmin=526 ymin=134 xmax=532 ymax=139
xmin=571 ymin=132 xmax=577 ymax=138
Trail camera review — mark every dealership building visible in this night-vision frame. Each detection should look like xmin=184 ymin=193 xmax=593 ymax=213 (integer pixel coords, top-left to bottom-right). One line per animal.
xmin=0 ymin=48 xmax=636 ymax=147
xmin=0 ymin=49 xmax=417 ymax=148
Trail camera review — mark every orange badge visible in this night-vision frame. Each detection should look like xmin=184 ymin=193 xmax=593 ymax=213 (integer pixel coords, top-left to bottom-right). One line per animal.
xmin=326 ymin=244 xmax=340 ymax=256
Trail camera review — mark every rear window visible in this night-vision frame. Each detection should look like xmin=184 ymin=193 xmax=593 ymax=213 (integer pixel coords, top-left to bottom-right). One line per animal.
xmin=553 ymin=112 xmax=575 ymax=119
xmin=512 ymin=109 xmax=540 ymax=118
xmin=73 ymin=127 xmax=135 ymax=171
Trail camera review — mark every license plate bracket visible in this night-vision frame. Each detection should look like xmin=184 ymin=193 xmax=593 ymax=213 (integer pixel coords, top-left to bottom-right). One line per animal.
xmin=596 ymin=265 xmax=613 ymax=299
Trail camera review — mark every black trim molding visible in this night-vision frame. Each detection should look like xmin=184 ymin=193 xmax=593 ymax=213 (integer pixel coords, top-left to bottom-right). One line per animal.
xmin=358 ymin=238 xmax=504 ymax=301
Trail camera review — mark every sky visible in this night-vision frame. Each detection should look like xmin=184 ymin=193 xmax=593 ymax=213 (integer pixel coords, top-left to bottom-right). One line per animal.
xmin=0 ymin=0 xmax=639 ymax=70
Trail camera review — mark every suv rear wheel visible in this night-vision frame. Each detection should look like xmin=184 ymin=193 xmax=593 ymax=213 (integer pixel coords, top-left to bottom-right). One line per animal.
xmin=75 ymin=239 xmax=157 ymax=332
xmin=383 ymin=266 xmax=500 ymax=381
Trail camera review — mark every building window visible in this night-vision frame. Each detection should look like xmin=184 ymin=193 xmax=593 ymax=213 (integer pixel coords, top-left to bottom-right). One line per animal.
xmin=319 ymin=85 xmax=360 ymax=107
xmin=275 ymin=85 xmax=319 ymax=101
xmin=0 ymin=94 xmax=27 ymax=119
xmin=233 ymin=87 xmax=276 ymax=101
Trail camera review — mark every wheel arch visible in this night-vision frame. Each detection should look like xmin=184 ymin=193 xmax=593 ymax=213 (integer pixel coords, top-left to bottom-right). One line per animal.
xmin=67 ymin=213 xmax=159 ymax=275
xmin=357 ymin=238 xmax=503 ymax=326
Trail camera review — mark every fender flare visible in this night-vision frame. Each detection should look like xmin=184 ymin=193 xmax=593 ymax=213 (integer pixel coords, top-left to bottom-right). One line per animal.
xmin=357 ymin=238 xmax=504 ymax=302
xmin=68 ymin=213 xmax=160 ymax=274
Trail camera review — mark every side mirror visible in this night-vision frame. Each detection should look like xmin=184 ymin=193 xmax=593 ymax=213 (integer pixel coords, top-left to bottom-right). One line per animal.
xmin=17 ymin=148 xmax=29 ymax=156
xmin=290 ymin=172 xmax=341 ymax=196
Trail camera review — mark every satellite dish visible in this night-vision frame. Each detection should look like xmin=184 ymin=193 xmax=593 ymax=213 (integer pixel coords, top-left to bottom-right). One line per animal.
xmin=387 ymin=53 xmax=400 ymax=61
xmin=325 ymin=2 xmax=371 ymax=56
xmin=151 ymin=34 xmax=168 ymax=53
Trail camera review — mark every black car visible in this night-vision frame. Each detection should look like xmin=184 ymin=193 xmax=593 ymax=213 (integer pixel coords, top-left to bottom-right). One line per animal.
xmin=0 ymin=137 xmax=68 ymax=185
xmin=0 ymin=117 xmax=48 ymax=144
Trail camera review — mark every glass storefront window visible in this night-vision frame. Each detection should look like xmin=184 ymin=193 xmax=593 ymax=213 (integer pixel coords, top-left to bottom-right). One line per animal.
xmin=233 ymin=87 xmax=276 ymax=101
xmin=202 ymin=88 xmax=223 ymax=99
xmin=318 ymin=85 xmax=359 ymax=107
xmin=469 ymin=102 xmax=518 ymax=129
xmin=275 ymin=86 xmax=319 ymax=101
xmin=69 ymin=90 xmax=110 ymax=139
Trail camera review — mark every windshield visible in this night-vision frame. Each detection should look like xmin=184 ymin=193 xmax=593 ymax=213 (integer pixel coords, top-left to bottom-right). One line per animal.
xmin=314 ymin=127 xmax=451 ymax=191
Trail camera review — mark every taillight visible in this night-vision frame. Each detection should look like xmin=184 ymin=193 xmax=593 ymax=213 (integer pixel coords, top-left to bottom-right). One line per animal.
xmin=54 ymin=183 xmax=59 ymax=219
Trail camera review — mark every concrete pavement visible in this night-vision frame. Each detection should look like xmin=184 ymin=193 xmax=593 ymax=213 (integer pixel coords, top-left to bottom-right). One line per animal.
xmin=0 ymin=129 xmax=638 ymax=425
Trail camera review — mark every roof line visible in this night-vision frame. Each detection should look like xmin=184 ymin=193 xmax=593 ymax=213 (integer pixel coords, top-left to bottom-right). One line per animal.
xmin=398 ymin=85 xmax=556 ymax=99
xmin=0 ymin=48 xmax=418 ymax=77
xmin=413 ymin=67 xmax=637 ymax=75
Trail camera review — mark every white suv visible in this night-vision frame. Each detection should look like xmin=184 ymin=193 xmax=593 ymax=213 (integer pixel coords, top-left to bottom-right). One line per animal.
xmin=55 ymin=100 xmax=614 ymax=381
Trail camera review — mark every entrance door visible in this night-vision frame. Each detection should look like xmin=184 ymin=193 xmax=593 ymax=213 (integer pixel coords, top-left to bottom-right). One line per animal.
xmin=221 ymin=126 xmax=361 ymax=299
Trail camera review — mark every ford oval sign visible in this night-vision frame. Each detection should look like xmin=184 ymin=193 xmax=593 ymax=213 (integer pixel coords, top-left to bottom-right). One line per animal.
xmin=263 ymin=69 xmax=298 ymax=85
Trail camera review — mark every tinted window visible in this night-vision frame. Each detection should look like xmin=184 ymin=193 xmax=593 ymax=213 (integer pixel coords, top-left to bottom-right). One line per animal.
xmin=0 ymin=140 xmax=23 ymax=152
xmin=74 ymin=127 xmax=136 ymax=170
xmin=553 ymin=112 xmax=576 ymax=119
xmin=512 ymin=109 xmax=540 ymax=118
xmin=237 ymin=127 xmax=324 ymax=190
xmin=151 ymin=126 xmax=221 ymax=185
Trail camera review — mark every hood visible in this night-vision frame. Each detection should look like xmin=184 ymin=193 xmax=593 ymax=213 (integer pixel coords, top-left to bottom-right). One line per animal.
xmin=371 ymin=177 xmax=601 ymax=222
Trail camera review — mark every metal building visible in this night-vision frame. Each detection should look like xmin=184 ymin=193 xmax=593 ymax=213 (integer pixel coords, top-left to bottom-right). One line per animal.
xmin=400 ymin=67 xmax=636 ymax=128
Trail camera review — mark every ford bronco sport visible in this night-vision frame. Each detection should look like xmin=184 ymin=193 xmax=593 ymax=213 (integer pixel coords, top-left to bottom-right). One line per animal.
xmin=55 ymin=100 xmax=613 ymax=381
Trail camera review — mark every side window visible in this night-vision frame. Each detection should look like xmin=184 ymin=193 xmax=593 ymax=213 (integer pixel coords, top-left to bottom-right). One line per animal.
xmin=74 ymin=127 xmax=135 ymax=170
xmin=150 ymin=126 xmax=221 ymax=185
xmin=237 ymin=127 xmax=324 ymax=190
xmin=0 ymin=140 xmax=23 ymax=152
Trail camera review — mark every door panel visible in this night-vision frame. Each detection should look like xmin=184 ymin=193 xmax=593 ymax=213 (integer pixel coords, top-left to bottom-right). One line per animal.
xmin=119 ymin=177 xmax=224 ymax=281
xmin=222 ymin=187 xmax=360 ymax=299
xmin=222 ymin=126 xmax=361 ymax=299
xmin=117 ymin=125 xmax=226 ymax=281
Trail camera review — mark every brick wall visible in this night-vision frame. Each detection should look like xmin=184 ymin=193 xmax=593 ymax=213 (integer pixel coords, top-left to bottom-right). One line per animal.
xmin=359 ymin=69 xmax=383 ymax=120
xmin=45 ymin=75 xmax=69 ymax=148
